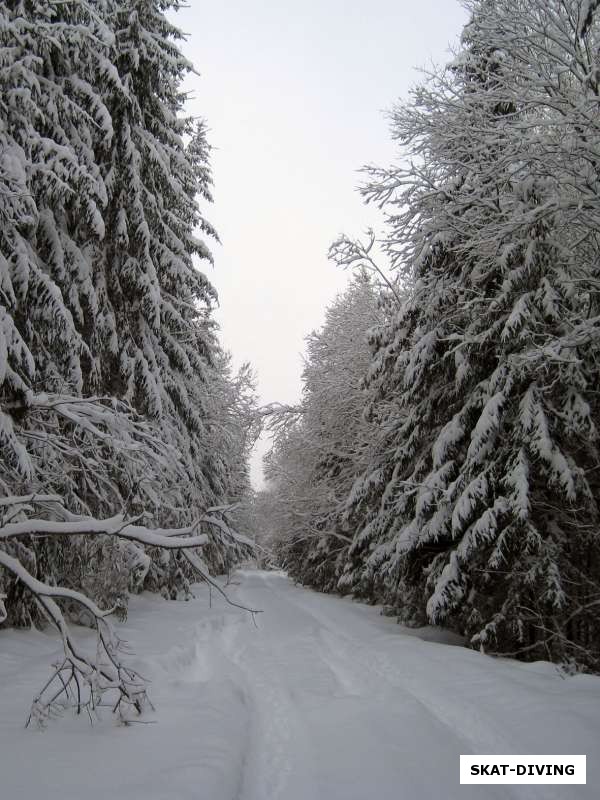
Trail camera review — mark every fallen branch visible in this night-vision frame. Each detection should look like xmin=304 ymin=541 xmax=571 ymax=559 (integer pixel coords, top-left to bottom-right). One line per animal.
xmin=0 ymin=507 xmax=259 ymax=726
xmin=0 ymin=550 xmax=150 ymax=727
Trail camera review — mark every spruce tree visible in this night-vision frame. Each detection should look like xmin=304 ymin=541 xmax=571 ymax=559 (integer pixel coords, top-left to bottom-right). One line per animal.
xmin=345 ymin=0 xmax=600 ymax=667
xmin=0 ymin=0 xmax=110 ymax=477
xmin=1 ymin=0 xmax=255 ymax=625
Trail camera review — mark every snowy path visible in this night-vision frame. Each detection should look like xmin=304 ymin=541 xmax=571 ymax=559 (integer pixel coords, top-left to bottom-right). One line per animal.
xmin=2 ymin=569 xmax=599 ymax=799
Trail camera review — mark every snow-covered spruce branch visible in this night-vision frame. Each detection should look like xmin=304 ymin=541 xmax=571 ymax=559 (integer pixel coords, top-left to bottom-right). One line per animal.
xmin=4 ymin=393 xmax=191 ymax=510
xmin=484 ymin=602 xmax=600 ymax=671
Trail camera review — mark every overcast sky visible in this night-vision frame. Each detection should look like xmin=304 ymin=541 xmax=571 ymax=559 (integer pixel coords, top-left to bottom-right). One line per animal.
xmin=174 ymin=1 xmax=469 ymax=487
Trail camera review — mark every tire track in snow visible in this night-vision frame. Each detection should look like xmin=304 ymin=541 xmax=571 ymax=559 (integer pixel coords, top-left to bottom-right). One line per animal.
xmin=219 ymin=618 xmax=317 ymax=800
xmin=281 ymin=578 xmax=518 ymax=753
xmin=234 ymin=572 xmax=542 ymax=800
xmin=142 ymin=611 xmax=254 ymax=800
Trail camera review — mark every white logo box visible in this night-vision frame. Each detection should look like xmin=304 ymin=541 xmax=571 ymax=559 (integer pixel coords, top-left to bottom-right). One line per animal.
xmin=460 ymin=755 xmax=586 ymax=785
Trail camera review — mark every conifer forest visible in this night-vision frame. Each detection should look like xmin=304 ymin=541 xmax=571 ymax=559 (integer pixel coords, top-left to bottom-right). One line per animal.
xmin=1 ymin=2 xmax=600 ymax=798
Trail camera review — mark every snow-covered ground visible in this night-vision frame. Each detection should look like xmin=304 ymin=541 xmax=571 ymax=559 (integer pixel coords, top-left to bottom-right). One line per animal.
xmin=1 ymin=569 xmax=599 ymax=799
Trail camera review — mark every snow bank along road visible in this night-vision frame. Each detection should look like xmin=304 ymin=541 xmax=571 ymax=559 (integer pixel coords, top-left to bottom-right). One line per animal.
xmin=2 ymin=569 xmax=599 ymax=800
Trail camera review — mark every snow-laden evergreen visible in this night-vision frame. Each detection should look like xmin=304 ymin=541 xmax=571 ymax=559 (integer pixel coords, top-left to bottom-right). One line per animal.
xmin=0 ymin=0 xmax=109 ymax=476
xmin=340 ymin=0 xmax=600 ymax=667
xmin=0 ymin=0 xmax=257 ymax=720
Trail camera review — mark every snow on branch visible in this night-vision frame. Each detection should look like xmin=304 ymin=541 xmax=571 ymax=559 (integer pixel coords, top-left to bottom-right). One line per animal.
xmin=329 ymin=229 xmax=404 ymax=305
xmin=258 ymin=402 xmax=304 ymax=420
xmin=0 ymin=515 xmax=209 ymax=550
xmin=259 ymin=402 xmax=304 ymax=443
xmin=0 ymin=548 xmax=151 ymax=727
xmin=0 ymin=506 xmax=258 ymax=726
xmin=197 ymin=513 xmax=254 ymax=549
xmin=0 ymin=494 xmax=63 ymax=508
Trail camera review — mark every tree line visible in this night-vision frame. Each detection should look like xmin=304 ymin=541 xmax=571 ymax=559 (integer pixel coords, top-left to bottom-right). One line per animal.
xmin=0 ymin=0 xmax=258 ymax=723
xmin=260 ymin=0 xmax=600 ymax=673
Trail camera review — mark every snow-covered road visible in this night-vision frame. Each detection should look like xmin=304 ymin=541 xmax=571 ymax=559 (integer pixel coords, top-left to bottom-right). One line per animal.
xmin=2 ymin=570 xmax=599 ymax=799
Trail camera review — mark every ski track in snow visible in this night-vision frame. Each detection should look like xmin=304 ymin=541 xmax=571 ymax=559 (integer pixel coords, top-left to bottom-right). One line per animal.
xmin=1 ymin=570 xmax=600 ymax=800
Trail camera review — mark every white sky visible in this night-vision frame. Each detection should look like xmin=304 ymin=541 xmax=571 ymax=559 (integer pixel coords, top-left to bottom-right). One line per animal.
xmin=174 ymin=1 xmax=469 ymax=488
